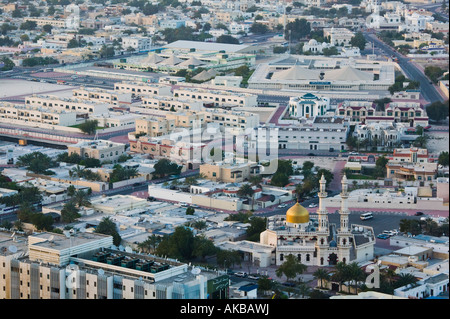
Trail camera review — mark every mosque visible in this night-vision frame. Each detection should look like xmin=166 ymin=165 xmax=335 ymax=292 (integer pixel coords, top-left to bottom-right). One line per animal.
xmin=260 ymin=175 xmax=376 ymax=266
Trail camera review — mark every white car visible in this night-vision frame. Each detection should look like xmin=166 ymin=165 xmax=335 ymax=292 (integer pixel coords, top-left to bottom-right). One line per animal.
xmin=278 ymin=204 xmax=287 ymax=208
xmin=308 ymin=203 xmax=318 ymax=208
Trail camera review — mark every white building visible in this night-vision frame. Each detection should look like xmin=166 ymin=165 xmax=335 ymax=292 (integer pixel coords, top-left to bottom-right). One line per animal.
xmin=121 ymin=37 xmax=152 ymax=52
xmin=288 ymin=93 xmax=330 ymax=119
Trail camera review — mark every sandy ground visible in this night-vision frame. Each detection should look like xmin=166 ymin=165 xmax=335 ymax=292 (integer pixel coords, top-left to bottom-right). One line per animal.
xmin=426 ymin=131 xmax=449 ymax=155
xmin=0 ymin=79 xmax=76 ymax=99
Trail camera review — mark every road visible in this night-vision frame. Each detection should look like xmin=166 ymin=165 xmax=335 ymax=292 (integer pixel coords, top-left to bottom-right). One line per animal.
xmin=363 ymin=31 xmax=445 ymax=104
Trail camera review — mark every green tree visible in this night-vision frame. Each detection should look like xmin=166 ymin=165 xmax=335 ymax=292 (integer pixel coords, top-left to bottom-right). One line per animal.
xmin=186 ymin=206 xmax=195 ymax=215
xmin=30 ymin=213 xmax=54 ymax=231
xmin=193 ymin=236 xmax=217 ymax=261
xmin=72 ymin=190 xmax=91 ymax=208
xmin=270 ymin=172 xmax=289 ymax=187
xmin=424 ymin=66 xmax=445 ymax=84
xmin=275 ymin=254 xmax=308 ymax=283
xmin=155 ymin=226 xmax=195 ymax=261
xmin=78 ymin=120 xmax=98 ymax=135
xmin=250 ymin=22 xmax=269 ymax=34
xmin=426 ymin=100 xmax=449 ymax=123
xmin=16 ymin=201 xmax=35 ymax=222
xmin=0 ymin=57 xmax=14 ymax=71
xmin=313 ymin=268 xmax=330 ymax=289
xmin=375 ymin=155 xmax=389 ymax=178
xmin=137 ymin=234 xmax=161 ymax=254
xmin=20 ymin=21 xmax=37 ymax=31
xmin=153 ymin=159 xmax=182 ymax=178
xmin=246 ymin=217 xmax=267 ymax=242
xmin=237 ymin=183 xmax=255 ymax=209
xmin=95 ymin=216 xmax=121 ymax=246
xmin=438 ymin=151 xmax=449 ymax=166
xmin=60 ymin=201 xmax=81 ymax=223
xmin=42 ymin=24 xmax=53 ymax=33
xmin=217 ymin=35 xmax=240 ymax=44
xmin=16 ymin=151 xmax=55 ymax=174
xmin=285 ymin=18 xmax=310 ymax=41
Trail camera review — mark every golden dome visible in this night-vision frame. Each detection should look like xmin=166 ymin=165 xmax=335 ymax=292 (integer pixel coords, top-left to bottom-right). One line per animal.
xmin=286 ymin=202 xmax=309 ymax=224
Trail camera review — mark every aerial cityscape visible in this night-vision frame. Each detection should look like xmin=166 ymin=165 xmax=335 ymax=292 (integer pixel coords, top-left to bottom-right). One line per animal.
xmin=0 ymin=0 xmax=448 ymax=304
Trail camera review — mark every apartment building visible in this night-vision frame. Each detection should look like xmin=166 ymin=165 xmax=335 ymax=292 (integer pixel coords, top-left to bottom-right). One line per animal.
xmin=336 ymin=100 xmax=428 ymax=127
xmin=0 ymin=231 xmax=228 ymax=299
xmin=141 ymin=96 xmax=203 ymax=112
xmin=0 ymin=103 xmax=77 ymax=126
xmin=72 ymin=87 xmax=132 ymax=106
xmin=200 ymin=108 xmax=260 ymax=132
xmin=67 ymin=140 xmax=127 ymax=163
xmin=323 ymin=28 xmax=355 ymax=47
xmin=173 ymin=88 xmax=258 ymax=108
xmin=121 ymin=37 xmax=152 ymax=52
xmin=135 ymin=116 xmax=176 ymax=137
xmin=90 ymin=112 xmax=139 ymax=129
xmin=24 ymin=17 xmax=68 ymax=28
xmin=25 ymin=95 xmax=109 ymax=115
xmin=199 ymin=161 xmax=261 ymax=183
xmin=386 ymin=161 xmax=437 ymax=182
xmin=253 ymin=117 xmax=349 ymax=152
xmin=113 ymin=82 xmax=172 ymax=97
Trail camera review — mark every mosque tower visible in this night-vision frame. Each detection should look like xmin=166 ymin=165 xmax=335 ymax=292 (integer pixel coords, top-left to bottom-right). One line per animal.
xmin=337 ymin=175 xmax=352 ymax=264
xmin=315 ymin=174 xmax=330 ymax=266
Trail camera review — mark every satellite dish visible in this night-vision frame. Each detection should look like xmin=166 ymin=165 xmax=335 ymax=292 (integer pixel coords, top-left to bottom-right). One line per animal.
xmin=48 ymin=235 xmax=55 ymax=242
xmin=119 ymin=245 xmax=125 ymax=251
xmin=125 ymin=246 xmax=132 ymax=253
xmin=63 ymin=231 xmax=71 ymax=238
xmin=98 ymin=269 xmax=104 ymax=276
xmin=79 ymin=227 xmax=86 ymax=233
xmin=8 ymin=245 xmax=18 ymax=253
xmin=10 ymin=232 xmax=16 ymax=238
xmin=191 ymin=267 xmax=201 ymax=275
xmin=111 ymin=245 xmax=117 ymax=250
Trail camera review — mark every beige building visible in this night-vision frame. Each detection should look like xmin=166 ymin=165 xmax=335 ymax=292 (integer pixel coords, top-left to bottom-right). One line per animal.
xmin=200 ymin=108 xmax=260 ymax=133
xmin=199 ymin=161 xmax=261 ymax=183
xmin=25 ymin=95 xmax=109 ymax=115
xmin=323 ymin=28 xmax=355 ymax=47
xmin=135 ymin=116 xmax=176 ymax=137
xmin=173 ymin=88 xmax=258 ymax=108
xmin=114 ymin=82 xmax=172 ymax=97
xmin=72 ymin=87 xmax=132 ymax=106
xmin=68 ymin=140 xmax=127 ymax=163
xmin=0 ymin=103 xmax=77 ymax=126
xmin=141 ymin=96 xmax=203 ymax=112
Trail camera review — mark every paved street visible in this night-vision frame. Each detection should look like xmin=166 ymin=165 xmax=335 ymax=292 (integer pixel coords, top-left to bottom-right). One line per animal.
xmin=363 ymin=31 xmax=445 ymax=104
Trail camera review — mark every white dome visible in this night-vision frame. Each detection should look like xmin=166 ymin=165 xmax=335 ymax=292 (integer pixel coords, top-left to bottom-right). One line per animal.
xmin=308 ymin=39 xmax=318 ymax=46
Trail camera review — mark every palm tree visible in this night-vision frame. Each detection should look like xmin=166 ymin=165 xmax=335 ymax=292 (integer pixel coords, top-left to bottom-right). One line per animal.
xmin=237 ymin=183 xmax=255 ymax=210
xmin=73 ymin=190 xmax=91 ymax=208
xmin=313 ymin=268 xmax=330 ymax=289
xmin=248 ymin=175 xmax=262 ymax=187
xmin=347 ymin=262 xmax=366 ymax=294
xmin=332 ymin=262 xmax=350 ymax=293
xmin=70 ymin=165 xmax=85 ymax=178
xmin=297 ymin=282 xmax=311 ymax=299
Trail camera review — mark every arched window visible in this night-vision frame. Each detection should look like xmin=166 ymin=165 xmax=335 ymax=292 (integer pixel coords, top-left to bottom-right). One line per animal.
xmin=343 ymin=257 xmax=346 ymax=264
xmin=306 ymin=254 xmax=310 ymax=262
xmin=320 ymin=257 xmax=324 ymax=265
xmin=280 ymin=254 xmax=284 ymax=261
xmin=320 ymin=238 xmax=324 ymax=245
xmin=297 ymin=254 xmax=301 ymax=262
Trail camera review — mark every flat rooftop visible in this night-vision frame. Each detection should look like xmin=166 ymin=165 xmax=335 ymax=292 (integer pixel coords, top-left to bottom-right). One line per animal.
xmin=29 ymin=232 xmax=112 ymax=252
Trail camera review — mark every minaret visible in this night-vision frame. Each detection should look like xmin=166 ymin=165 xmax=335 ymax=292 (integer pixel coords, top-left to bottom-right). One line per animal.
xmin=317 ymin=174 xmax=329 ymax=233
xmin=315 ymin=174 xmax=330 ymax=266
xmin=337 ymin=175 xmax=351 ymax=264
xmin=339 ymin=175 xmax=350 ymax=232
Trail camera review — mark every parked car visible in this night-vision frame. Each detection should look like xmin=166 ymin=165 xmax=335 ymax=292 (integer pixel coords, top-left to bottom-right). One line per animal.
xmin=234 ymin=272 xmax=248 ymax=278
xmin=377 ymin=233 xmax=390 ymax=239
xmin=282 ymin=282 xmax=296 ymax=287
xmin=248 ymin=274 xmax=260 ymax=280
xmin=415 ymin=212 xmax=424 ymax=216
xmin=308 ymin=203 xmax=318 ymax=208
xmin=278 ymin=204 xmax=287 ymax=208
